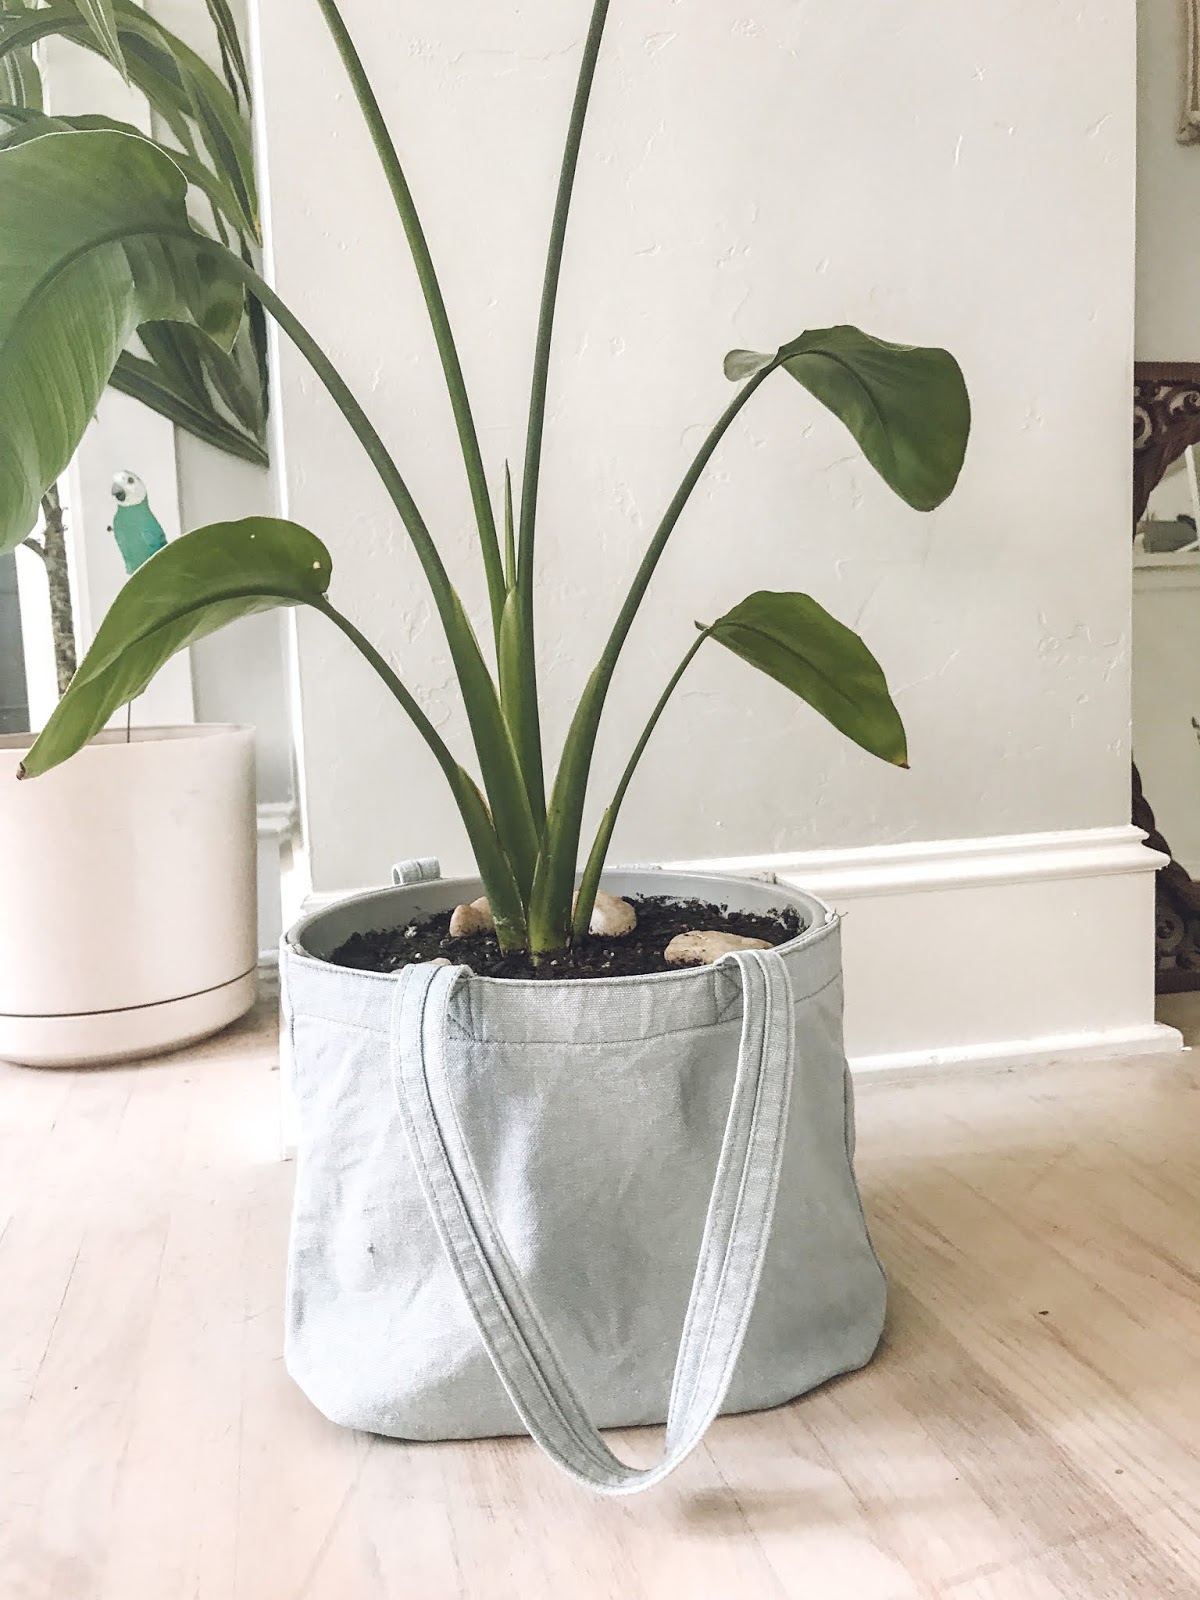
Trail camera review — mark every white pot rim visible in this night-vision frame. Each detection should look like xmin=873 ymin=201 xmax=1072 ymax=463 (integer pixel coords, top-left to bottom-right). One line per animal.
xmin=0 ymin=722 xmax=254 ymax=756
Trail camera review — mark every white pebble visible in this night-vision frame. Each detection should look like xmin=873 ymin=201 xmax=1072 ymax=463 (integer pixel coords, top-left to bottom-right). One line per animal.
xmin=575 ymin=889 xmax=637 ymax=938
xmin=449 ymin=897 xmax=494 ymax=937
xmin=664 ymin=930 xmax=772 ymax=966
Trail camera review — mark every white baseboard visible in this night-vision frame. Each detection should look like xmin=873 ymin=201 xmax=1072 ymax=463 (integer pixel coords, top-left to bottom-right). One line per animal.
xmin=667 ymin=824 xmax=1180 ymax=1071
xmin=290 ymin=825 xmax=1180 ymax=1074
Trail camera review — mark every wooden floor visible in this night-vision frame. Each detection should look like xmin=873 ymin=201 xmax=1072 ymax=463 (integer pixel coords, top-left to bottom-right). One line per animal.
xmin=3 ymin=997 xmax=1200 ymax=1600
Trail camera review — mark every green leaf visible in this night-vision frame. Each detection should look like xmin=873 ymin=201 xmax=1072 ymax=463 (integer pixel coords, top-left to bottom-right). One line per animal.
xmin=708 ymin=590 xmax=908 ymax=766
xmin=0 ymin=105 xmax=256 ymax=243
xmin=782 ymin=326 xmax=968 ymax=512
xmin=111 ymin=2 xmax=258 ymax=236
xmin=140 ymin=319 xmax=266 ymax=441
xmin=0 ymin=0 xmax=39 ymax=112
xmin=0 ymin=2 xmax=259 ymax=235
xmin=19 ymin=519 xmax=331 ymax=777
xmin=202 ymin=0 xmax=250 ymax=105
xmin=70 ymin=0 xmax=127 ymax=80
xmin=0 ymin=129 xmax=245 ymax=551
xmin=723 ymin=348 xmax=773 ymax=382
xmin=109 ymin=349 xmax=268 ymax=466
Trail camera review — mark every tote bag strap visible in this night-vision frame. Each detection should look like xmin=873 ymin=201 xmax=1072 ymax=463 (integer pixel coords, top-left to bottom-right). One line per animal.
xmin=389 ymin=947 xmax=795 ymax=1496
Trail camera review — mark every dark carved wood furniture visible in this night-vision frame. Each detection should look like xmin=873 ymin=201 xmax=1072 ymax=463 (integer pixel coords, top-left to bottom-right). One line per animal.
xmin=1133 ymin=362 xmax=1200 ymax=991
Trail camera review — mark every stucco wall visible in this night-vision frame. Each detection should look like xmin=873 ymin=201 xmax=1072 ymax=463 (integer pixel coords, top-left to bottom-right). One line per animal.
xmin=252 ymin=0 xmax=1137 ymax=890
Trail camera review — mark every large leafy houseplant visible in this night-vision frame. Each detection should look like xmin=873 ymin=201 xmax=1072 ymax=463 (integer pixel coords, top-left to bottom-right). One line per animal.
xmin=0 ymin=0 xmax=266 ymax=697
xmin=0 ymin=0 xmax=969 ymax=963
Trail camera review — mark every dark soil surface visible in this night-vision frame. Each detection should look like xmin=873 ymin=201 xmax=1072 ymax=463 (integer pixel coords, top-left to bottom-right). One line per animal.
xmin=329 ymin=894 xmax=806 ymax=980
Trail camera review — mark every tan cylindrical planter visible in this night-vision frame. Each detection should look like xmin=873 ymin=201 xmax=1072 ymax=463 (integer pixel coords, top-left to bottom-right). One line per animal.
xmin=0 ymin=725 xmax=258 ymax=1067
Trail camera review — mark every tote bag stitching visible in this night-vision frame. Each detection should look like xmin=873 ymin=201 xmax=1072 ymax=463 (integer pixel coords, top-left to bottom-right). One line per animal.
xmin=438 ymin=968 xmax=841 ymax=1048
xmin=444 ymin=1014 xmax=742 ymax=1049
xmin=290 ymin=968 xmax=838 ymax=1046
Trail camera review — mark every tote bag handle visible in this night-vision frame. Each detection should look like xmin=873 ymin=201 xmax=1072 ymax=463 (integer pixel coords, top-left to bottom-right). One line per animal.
xmin=389 ymin=947 xmax=795 ymax=1496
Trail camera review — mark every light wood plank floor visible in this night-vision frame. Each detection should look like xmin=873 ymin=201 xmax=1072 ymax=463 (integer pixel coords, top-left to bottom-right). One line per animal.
xmin=3 ymin=996 xmax=1200 ymax=1600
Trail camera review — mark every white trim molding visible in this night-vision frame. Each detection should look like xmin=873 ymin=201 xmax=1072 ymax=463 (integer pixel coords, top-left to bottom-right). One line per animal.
xmin=257 ymin=801 xmax=300 ymax=966
xmin=668 ymin=825 xmax=1180 ymax=1072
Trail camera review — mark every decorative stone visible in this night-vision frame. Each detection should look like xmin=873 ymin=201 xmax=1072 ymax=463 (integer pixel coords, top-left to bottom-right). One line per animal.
xmin=576 ymin=889 xmax=637 ymax=938
xmin=427 ymin=957 xmax=452 ymax=968
xmin=448 ymin=897 xmax=494 ymax=937
xmin=664 ymin=930 xmax=772 ymax=966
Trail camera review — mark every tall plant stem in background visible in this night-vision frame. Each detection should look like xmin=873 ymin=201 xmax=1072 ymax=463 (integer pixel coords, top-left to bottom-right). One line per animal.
xmin=21 ymin=484 xmax=76 ymax=696
xmin=313 ymin=0 xmax=506 ymax=642
xmin=515 ymin=0 xmax=613 ymax=825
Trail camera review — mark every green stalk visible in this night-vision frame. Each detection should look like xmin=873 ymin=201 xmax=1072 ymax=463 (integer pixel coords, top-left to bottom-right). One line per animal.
xmin=514 ymin=0 xmax=613 ymax=825
xmin=572 ymin=627 xmax=709 ymax=939
xmin=502 ymin=461 xmax=516 ymax=590
xmin=528 ymin=363 xmax=776 ymax=952
xmin=193 ymin=239 xmax=540 ymax=900
xmin=315 ymin=599 xmax=527 ymax=949
xmin=313 ymin=0 xmax=506 ymax=643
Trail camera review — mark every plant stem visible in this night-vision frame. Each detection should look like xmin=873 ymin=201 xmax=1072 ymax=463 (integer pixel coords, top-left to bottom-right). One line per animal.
xmin=528 ymin=364 xmax=775 ymax=951
xmin=592 ymin=368 xmax=773 ymax=682
xmin=313 ymin=0 xmax=506 ymax=642
xmin=515 ymin=0 xmax=613 ymax=822
xmin=502 ymin=462 xmax=515 ymax=591
xmin=314 ymin=597 xmax=528 ymax=948
xmin=40 ymin=484 xmax=76 ymax=697
xmin=572 ymin=626 xmax=709 ymax=938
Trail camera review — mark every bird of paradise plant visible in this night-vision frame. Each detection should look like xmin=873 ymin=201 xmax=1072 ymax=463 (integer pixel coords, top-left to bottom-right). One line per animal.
xmin=0 ymin=0 xmax=970 ymax=961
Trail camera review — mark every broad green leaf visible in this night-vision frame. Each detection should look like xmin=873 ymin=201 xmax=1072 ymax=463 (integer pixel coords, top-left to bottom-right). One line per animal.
xmin=0 ymin=129 xmax=245 ymax=550
xmin=0 ymin=3 xmax=258 ymax=233
xmin=69 ymin=0 xmax=127 ymax=79
xmin=19 ymin=519 xmax=331 ymax=777
xmin=140 ymin=319 xmax=266 ymax=441
xmin=708 ymin=590 xmax=908 ymax=766
xmin=724 ymin=325 xmax=970 ymax=512
xmin=109 ymin=348 xmax=267 ymax=466
xmin=0 ymin=105 xmax=257 ymax=243
xmin=782 ymin=326 xmax=968 ymax=511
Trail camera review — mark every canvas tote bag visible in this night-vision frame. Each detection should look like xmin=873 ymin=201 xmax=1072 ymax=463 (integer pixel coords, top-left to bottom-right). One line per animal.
xmin=281 ymin=862 xmax=886 ymax=1496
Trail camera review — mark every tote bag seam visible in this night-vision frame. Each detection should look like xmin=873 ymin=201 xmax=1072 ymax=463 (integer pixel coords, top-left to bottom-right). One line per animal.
xmin=290 ymin=968 xmax=840 ymax=1046
xmin=841 ymin=1067 xmax=888 ymax=1291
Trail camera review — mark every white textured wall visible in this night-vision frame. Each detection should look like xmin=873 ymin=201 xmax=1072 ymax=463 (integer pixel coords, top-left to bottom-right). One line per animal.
xmin=253 ymin=0 xmax=1136 ymax=891
xmin=1136 ymin=0 xmax=1200 ymax=359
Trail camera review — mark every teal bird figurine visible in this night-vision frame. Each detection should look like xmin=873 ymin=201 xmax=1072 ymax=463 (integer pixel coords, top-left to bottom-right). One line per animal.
xmin=109 ymin=470 xmax=167 ymax=574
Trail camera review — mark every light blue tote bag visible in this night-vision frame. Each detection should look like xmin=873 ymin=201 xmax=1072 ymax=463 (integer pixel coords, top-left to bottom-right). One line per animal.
xmin=281 ymin=863 xmax=886 ymax=1495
